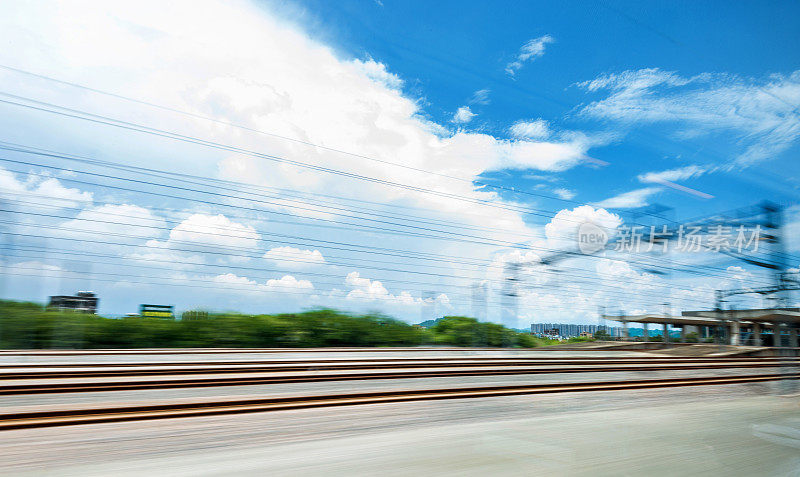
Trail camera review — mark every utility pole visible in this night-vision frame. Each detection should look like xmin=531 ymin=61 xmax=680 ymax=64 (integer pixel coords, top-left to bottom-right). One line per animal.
xmin=761 ymin=202 xmax=789 ymax=308
xmin=501 ymin=261 xmax=520 ymax=330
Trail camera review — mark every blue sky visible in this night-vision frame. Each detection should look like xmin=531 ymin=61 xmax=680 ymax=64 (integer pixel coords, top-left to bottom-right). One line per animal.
xmin=0 ymin=0 xmax=798 ymax=324
xmin=283 ymin=0 xmax=800 ymax=216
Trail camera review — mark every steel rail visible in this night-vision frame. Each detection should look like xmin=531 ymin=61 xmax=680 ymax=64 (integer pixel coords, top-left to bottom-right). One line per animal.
xmin=1 ymin=362 xmax=797 ymax=394
xmin=2 ymin=358 xmax=798 ymax=379
xmin=0 ymin=373 xmax=794 ymax=431
xmin=0 ymin=347 xmax=527 ymax=355
xmin=0 ymin=344 xmax=762 ymax=355
xmin=1 ymin=355 xmax=790 ymax=369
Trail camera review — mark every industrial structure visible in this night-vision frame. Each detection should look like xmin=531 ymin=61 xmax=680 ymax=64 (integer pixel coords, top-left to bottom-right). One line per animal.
xmin=47 ymin=291 xmax=98 ymax=314
xmin=605 ymin=308 xmax=800 ymax=347
xmin=519 ymin=201 xmax=800 ymax=349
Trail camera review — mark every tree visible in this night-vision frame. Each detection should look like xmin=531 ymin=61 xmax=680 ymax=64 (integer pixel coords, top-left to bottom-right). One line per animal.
xmin=594 ymin=329 xmax=612 ymax=341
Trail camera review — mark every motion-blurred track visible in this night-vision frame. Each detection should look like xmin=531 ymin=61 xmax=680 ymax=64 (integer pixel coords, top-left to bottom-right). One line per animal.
xmin=1 ymin=356 xmax=798 ymax=394
xmin=0 ymin=372 xmax=795 ymax=430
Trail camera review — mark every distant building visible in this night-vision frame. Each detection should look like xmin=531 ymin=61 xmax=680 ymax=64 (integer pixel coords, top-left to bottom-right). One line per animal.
xmin=531 ymin=323 xmax=619 ymax=339
xmin=544 ymin=328 xmax=560 ymax=339
xmin=47 ymin=291 xmax=98 ymax=314
xmin=139 ymin=304 xmax=175 ymax=319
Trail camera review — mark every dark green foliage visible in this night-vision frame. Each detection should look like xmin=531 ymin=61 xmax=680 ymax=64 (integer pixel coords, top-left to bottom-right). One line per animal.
xmin=593 ymin=329 xmax=613 ymax=341
xmin=429 ymin=316 xmax=554 ymax=348
xmin=566 ymin=336 xmax=595 ymax=343
xmin=0 ymin=301 xmax=551 ymax=349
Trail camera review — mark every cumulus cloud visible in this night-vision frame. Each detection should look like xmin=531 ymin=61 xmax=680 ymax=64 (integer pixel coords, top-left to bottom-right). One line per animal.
xmin=542 ymin=205 xmax=621 ymax=249
xmin=345 ymin=271 xmax=392 ymax=300
xmin=0 ymin=2 xmax=596 ymax=244
xmin=0 ymin=167 xmax=93 ymax=210
xmin=266 ymin=274 xmax=314 ymax=290
xmin=213 ymin=272 xmax=313 ymax=291
xmin=351 ymin=58 xmax=403 ymax=90
xmin=0 ymin=1 xmax=610 ymax=320
xmin=169 ymin=214 xmax=259 ymax=251
xmin=264 ymin=246 xmax=325 ymax=267
xmin=578 ymin=68 xmax=800 ymax=166
xmin=59 ymin=204 xmax=166 ymax=240
xmin=343 ymin=271 xmax=446 ymax=306
xmin=595 ymin=258 xmax=658 ymax=288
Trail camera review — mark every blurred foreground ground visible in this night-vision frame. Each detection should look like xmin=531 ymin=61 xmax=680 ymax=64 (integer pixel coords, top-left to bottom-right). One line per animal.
xmin=1 ymin=349 xmax=798 ymax=476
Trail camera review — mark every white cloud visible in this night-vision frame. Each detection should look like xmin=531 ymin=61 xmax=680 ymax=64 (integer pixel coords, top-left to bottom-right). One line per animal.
xmin=637 ymin=165 xmax=714 ymax=199
xmin=130 ymin=239 xmax=202 ymax=266
xmin=553 ymin=188 xmax=575 ymax=200
xmin=343 ymin=271 xmax=443 ymax=306
xmin=499 ymin=134 xmax=598 ymax=171
xmin=578 ymin=68 xmax=800 ymax=166
xmin=169 ymin=214 xmax=260 ymax=251
xmin=0 ymin=1 xmax=611 ymax=321
xmin=505 ymin=35 xmax=554 ymax=76
xmin=213 ymin=272 xmax=257 ymax=287
xmin=593 ymin=187 xmax=662 ymax=209
xmin=9 ymin=260 xmax=62 ymax=276
xmin=264 ymin=246 xmax=325 ymax=266
xmin=0 ymin=167 xmax=93 ymax=210
xmin=0 ymin=2 xmax=595 ymax=242
xmin=726 ymin=265 xmax=751 ymax=281
xmin=509 ymin=119 xmax=551 ymax=139
xmin=345 ymin=271 xmax=391 ymax=300
xmin=60 ymin=204 xmax=165 ymax=240
xmin=595 ymin=259 xmax=658 ymax=287
xmin=638 ymin=165 xmax=709 ymax=183
xmin=542 ymin=205 xmax=621 ymax=248
xmin=266 ymin=274 xmax=314 ymax=290
xmin=31 ymin=177 xmax=93 ymax=208
xmin=452 ymin=106 xmax=476 ymax=124
xmin=492 ymin=249 xmax=542 ymax=266
xmin=578 ymin=68 xmax=690 ymax=93
xmin=469 ymin=89 xmax=491 ymax=105
xmin=213 ymin=272 xmax=313 ymax=291
xmin=351 ymin=58 xmax=403 ymax=90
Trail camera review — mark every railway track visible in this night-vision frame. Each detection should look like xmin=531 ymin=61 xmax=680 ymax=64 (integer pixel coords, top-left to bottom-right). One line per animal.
xmin=4 ymin=357 xmax=797 ymax=378
xmin=0 ymin=343 xmax=769 ymax=356
xmin=1 ymin=359 xmax=797 ymax=394
xmin=0 ymin=372 xmax=795 ymax=431
xmin=0 ymin=347 xmax=538 ymax=356
xmin=2 ymin=355 xmax=793 ymax=368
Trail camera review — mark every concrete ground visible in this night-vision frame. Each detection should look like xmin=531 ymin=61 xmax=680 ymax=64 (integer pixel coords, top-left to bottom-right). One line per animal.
xmin=1 ymin=385 xmax=799 ymax=476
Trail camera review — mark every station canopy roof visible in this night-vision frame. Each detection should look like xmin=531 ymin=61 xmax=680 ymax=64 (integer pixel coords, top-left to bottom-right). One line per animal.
xmin=683 ymin=308 xmax=800 ymax=324
xmin=603 ymin=314 xmax=724 ymax=326
xmin=605 ymin=308 xmax=800 ymax=326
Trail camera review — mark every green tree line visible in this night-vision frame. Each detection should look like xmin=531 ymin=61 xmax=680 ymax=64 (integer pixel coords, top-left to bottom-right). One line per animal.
xmin=0 ymin=300 xmax=556 ymax=349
